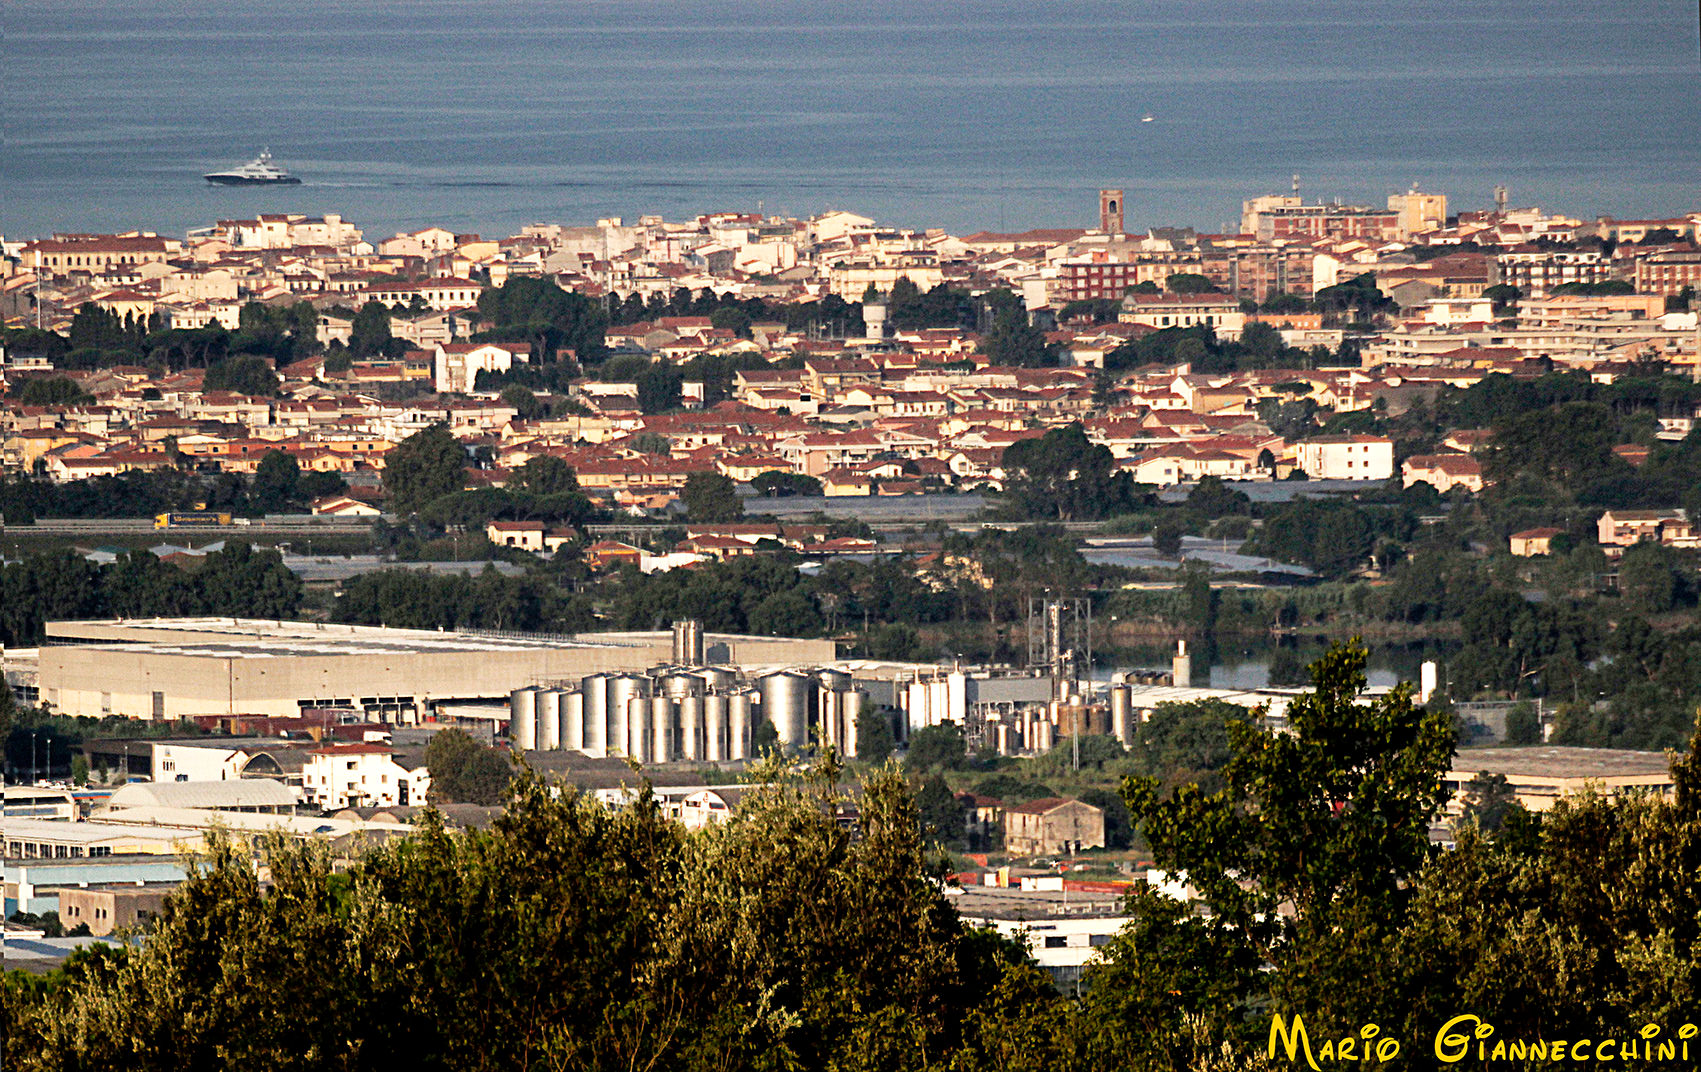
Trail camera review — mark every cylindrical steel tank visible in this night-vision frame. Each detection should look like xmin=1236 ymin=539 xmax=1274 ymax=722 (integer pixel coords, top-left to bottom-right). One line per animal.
xmin=509 ymin=687 xmax=539 ymax=752
xmin=581 ymin=673 xmax=612 ymax=757
xmin=659 ymin=671 xmax=703 ymax=701
xmin=815 ymin=668 xmax=853 ymax=692
xmin=628 ymin=695 xmax=652 ymax=763
xmin=758 ymin=671 xmax=813 ymax=751
xmin=672 ymin=619 xmax=705 ymax=666
xmin=680 ymin=695 xmax=705 ymax=761
xmin=841 ymin=689 xmax=865 ymax=758
xmin=536 ymin=688 xmax=562 ymax=751
xmin=651 ymin=695 xmax=673 ymax=762
xmin=693 ymin=666 xmax=736 ymax=692
xmin=728 ymin=689 xmax=755 ymax=760
xmin=819 ymin=688 xmax=840 ymax=752
xmin=607 ymin=673 xmax=650 ymax=758
xmin=562 ymin=690 xmax=585 ymax=753
xmin=704 ymin=694 xmax=728 ymax=762
xmin=995 ymin=722 xmax=1012 ymax=755
xmin=1110 ymin=685 xmax=1132 ymax=741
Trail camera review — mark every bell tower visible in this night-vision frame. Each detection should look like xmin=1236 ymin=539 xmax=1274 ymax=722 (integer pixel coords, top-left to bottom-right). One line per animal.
xmin=1099 ymin=189 xmax=1124 ymax=236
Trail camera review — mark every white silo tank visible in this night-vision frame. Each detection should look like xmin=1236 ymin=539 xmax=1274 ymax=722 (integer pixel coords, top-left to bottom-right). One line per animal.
xmin=563 ymin=690 xmax=585 ymax=753
xmin=841 ymin=689 xmax=865 ymax=758
xmin=728 ymin=690 xmax=755 ymax=760
xmin=537 ymin=688 xmax=562 ymax=751
xmin=509 ymin=687 xmax=539 ymax=752
xmin=607 ymin=674 xmax=650 ymax=757
xmin=758 ymin=671 xmax=813 ymax=751
xmin=680 ymin=695 xmax=705 ymax=761
xmin=628 ymin=695 xmax=652 ymax=763
xmin=651 ymin=695 xmax=673 ymax=762
xmin=581 ymin=674 xmax=611 ymax=757
xmin=704 ymin=693 xmax=728 ymax=763
xmin=819 ymin=688 xmax=841 ymax=752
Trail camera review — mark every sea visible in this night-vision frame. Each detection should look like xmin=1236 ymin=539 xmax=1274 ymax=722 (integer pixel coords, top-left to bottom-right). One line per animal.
xmin=3 ymin=0 xmax=1697 ymax=243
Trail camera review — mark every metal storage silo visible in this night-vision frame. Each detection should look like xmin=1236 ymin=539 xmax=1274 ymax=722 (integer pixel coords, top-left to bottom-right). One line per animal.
xmin=628 ymin=694 xmax=652 ymax=763
xmin=815 ymin=668 xmax=852 ymax=692
xmin=659 ymin=671 xmax=703 ymax=701
xmin=607 ymin=673 xmax=650 ymax=758
xmin=672 ymin=619 xmax=705 ymax=666
xmin=995 ymin=722 xmax=1012 ymax=756
xmin=651 ymin=695 xmax=673 ymax=762
xmin=680 ymin=695 xmax=705 ymax=761
xmin=562 ymin=690 xmax=585 ymax=753
xmin=759 ymin=671 xmax=813 ymax=751
xmin=728 ymin=689 xmax=755 ymax=760
xmin=693 ymin=666 xmax=736 ymax=692
xmin=537 ymin=688 xmax=563 ymax=751
xmin=581 ymin=673 xmax=612 ymax=757
xmin=509 ymin=687 xmax=539 ymax=752
xmin=704 ymin=693 xmax=728 ymax=762
xmin=1110 ymin=684 xmax=1133 ymax=746
xmin=819 ymin=688 xmax=840 ymax=752
xmin=841 ymin=689 xmax=866 ymax=758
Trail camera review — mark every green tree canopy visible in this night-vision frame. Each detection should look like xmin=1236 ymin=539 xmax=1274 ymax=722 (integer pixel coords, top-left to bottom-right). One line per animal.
xmin=384 ymin=424 xmax=468 ymax=514
xmin=12 ymin=376 xmax=94 ymax=406
xmin=1000 ymin=423 xmax=1143 ymax=521
xmin=202 ymin=354 xmax=279 ymax=397
xmin=680 ymin=471 xmax=742 ymax=522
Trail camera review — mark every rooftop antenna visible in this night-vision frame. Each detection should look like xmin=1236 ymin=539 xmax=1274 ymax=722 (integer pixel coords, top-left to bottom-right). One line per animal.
xmin=1292 ymin=174 xmax=1301 ymax=198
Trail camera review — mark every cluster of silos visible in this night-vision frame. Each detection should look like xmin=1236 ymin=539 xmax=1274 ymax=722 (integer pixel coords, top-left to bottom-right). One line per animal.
xmin=509 ymin=665 xmax=868 ymax=762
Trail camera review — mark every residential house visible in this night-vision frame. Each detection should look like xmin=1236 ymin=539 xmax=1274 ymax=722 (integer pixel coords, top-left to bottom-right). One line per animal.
xmin=1004 ymin=797 xmax=1106 ymax=856
xmin=1295 ymin=435 xmax=1394 ymax=480
xmin=301 ymin=743 xmax=430 ymax=810
xmin=1401 ymin=453 xmax=1484 ymax=493
xmin=1509 ymin=527 xmax=1565 ymax=557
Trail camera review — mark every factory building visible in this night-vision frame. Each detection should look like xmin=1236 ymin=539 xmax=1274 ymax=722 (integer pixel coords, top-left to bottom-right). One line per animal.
xmin=34 ymin=618 xmax=834 ymax=724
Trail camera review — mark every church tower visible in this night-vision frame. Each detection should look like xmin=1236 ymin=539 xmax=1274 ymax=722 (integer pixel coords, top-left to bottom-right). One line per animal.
xmin=1099 ymin=189 xmax=1124 ymax=236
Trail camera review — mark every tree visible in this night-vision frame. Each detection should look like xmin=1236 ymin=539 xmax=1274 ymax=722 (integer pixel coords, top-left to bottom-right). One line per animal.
xmin=1120 ymin=639 xmax=1454 ymax=1031
xmin=1000 ymin=422 xmax=1142 ymax=521
xmin=349 ymin=300 xmax=395 ymax=358
xmin=384 ymin=424 xmax=467 ymax=514
xmin=1150 ymin=516 xmax=1185 ymax=557
xmin=1164 ymin=272 xmax=1217 ymax=294
xmin=13 ymin=376 xmax=93 ymax=406
xmin=680 ymin=471 xmax=742 ymax=522
xmin=750 ymin=471 xmax=822 ymax=498
xmin=635 ymin=363 xmax=683 ymax=413
xmin=916 ymin=773 xmax=966 ymax=848
xmin=476 ymin=276 xmax=607 ymax=364
xmin=509 ymin=455 xmax=580 ymax=498
xmin=855 ymin=706 xmax=896 ymax=762
xmin=1500 ymin=700 xmax=1541 ymax=745
xmin=904 ymin=722 xmax=967 ymax=771
xmin=979 ymin=291 xmax=1055 ymax=368
xmin=1459 ymin=772 xmax=1521 ymax=833
xmin=424 ymin=728 xmax=512 ymax=804
xmin=203 ymin=354 xmax=279 ymax=397
xmin=249 ymin=450 xmax=300 ymax=514
xmin=499 ymin=384 xmax=545 ymax=419
xmin=708 ymin=306 xmax=752 ymax=338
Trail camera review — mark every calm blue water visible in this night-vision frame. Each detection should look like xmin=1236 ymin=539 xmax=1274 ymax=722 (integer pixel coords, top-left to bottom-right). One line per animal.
xmin=4 ymin=0 xmax=1697 ymax=241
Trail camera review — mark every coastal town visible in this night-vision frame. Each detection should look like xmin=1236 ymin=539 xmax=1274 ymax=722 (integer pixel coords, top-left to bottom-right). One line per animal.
xmin=7 ymin=185 xmax=1701 ymax=1064
xmin=3 ymin=188 xmax=1698 ymax=514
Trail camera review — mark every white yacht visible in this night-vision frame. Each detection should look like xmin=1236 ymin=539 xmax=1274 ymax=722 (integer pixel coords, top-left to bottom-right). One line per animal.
xmin=204 ymin=150 xmax=302 ymax=186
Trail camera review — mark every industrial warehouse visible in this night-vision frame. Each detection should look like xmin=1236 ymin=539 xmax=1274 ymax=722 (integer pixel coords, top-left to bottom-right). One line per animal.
xmin=29 ymin=617 xmax=834 ymax=724
xmin=21 ymin=616 xmax=1315 ymax=766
